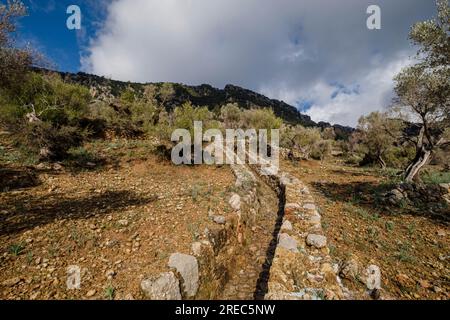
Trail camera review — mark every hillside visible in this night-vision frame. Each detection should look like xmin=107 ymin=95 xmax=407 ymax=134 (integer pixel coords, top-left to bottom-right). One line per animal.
xmin=34 ymin=68 xmax=353 ymax=136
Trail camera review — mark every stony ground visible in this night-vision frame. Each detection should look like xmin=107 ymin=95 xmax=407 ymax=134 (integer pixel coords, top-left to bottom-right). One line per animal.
xmin=0 ymin=140 xmax=236 ymax=300
xmin=1 ymin=137 xmax=448 ymax=300
xmin=282 ymin=158 xmax=449 ymax=300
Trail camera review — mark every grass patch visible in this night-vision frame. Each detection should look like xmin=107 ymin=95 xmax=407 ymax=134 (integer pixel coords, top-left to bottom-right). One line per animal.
xmin=394 ymin=243 xmax=415 ymax=263
xmin=344 ymin=202 xmax=380 ymax=222
xmin=385 ymin=221 xmax=395 ymax=232
xmin=421 ymin=171 xmax=450 ymax=184
xmin=9 ymin=243 xmax=25 ymax=256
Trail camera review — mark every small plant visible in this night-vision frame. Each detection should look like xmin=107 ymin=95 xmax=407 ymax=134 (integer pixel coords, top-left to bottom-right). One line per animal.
xmin=406 ymin=223 xmax=416 ymax=236
xmin=367 ymin=226 xmax=379 ymax=240
xmin=385 ymin=221 xmax=395 ymax=232
xmin=26 ymin=251 xmax=34 ymax=264
xmin=187 ymin=222 xmax=200 ymax=241
xmin=328 ymin=244 xmax=336 ymax=256
xmin=9 ymin=243 xmax=25 ymax=256
xmin=191 ymin=184 xmax=201 ymax=202
xmin=395 ymin=243 xmax=415 ymax=263
xmin=105 ymin=286 xmax=115 ymax=300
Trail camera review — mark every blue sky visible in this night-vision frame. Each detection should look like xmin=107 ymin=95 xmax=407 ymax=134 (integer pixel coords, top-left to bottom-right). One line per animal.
xmin=18 ymin=0 xmax=104 ymax=72
xmin=13 ymin=0 xmax=438 ymax=126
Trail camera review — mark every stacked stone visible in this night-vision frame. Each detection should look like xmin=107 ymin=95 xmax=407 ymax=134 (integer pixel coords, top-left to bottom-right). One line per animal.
xmin=140 ymin=163 xmax=261 ymax=300
xmin=263 ymin=173 xmax=348 ymax=300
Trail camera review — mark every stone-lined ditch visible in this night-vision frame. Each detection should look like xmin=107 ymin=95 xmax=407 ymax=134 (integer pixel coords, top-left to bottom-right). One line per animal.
xmin=139 ymin=162 xmax=349 ymax=300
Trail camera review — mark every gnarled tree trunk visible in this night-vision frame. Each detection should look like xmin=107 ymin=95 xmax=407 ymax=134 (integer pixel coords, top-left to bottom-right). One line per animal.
xmin=377 ymin=155 xmax=386 ymax=169
xmin=404 ymin=146 xmax=432 ymax=182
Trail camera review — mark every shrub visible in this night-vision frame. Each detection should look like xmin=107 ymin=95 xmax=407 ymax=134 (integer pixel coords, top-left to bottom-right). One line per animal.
xmin=173 ymin=102 xmax=215 ymax=136
xmin=19 ymin=122 xmax=85 ymax=161
xmin=240 ymin=108 xmax=282 ymax=132
xmin=220 ymin=103 xmax=241 ymax=129
xmin=312 ymin=139 xmax=333 ymax=161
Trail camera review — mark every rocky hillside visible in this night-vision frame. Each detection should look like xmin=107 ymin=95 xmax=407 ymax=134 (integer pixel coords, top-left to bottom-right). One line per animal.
xmin=34 ymin=67 xmax=353 ymax=135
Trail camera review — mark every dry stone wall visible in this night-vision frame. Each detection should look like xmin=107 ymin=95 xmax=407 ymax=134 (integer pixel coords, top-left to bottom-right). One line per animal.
xmin=140 ymin=163 xmax=262 ymax=300
xmin=248 ymin=162 xmax=350 ymax=300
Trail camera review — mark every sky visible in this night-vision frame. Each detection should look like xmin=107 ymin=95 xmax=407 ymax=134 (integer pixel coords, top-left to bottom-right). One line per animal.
xmin=15 ymin=0 xmax=439 ymax=126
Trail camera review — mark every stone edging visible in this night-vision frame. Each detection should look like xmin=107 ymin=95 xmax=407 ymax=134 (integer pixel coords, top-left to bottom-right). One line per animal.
xmin=249 ymin=164 xmax=350 ymax=300
xmin=140 ymin=163 xmax=262 ymax=300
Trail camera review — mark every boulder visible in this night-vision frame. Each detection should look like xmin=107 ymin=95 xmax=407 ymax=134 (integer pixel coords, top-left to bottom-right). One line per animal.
xmin=140 ymin=272 xmax=181 ymax=300
xmin=303 ymin=203 xmax=317 ymax=211
xmin=168 ymin=253 xmax=199 ymax=297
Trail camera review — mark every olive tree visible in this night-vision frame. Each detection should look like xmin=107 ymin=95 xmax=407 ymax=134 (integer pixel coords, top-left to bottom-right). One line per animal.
xmin=357 ymin=112 xmax=402 ymax=169
xmin=393 ymin=0 xmax=450 ymax=181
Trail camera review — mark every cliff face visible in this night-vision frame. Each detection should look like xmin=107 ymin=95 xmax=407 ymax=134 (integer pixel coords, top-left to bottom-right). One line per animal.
xmin=37 ymin=68 xmax=353 ymax=134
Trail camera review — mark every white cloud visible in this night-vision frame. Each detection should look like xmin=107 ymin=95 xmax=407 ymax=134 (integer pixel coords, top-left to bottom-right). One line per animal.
xmin=82 ymin=0 xmax=436 ymax=126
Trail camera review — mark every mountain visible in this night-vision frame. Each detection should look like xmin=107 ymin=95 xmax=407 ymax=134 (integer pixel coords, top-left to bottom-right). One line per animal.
xmin=35 ymin=68 xmax=354 ymax=136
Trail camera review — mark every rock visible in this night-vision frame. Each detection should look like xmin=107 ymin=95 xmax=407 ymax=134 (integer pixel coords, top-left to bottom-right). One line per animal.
xmin=86 ymin=289 xmax=96 ymax=297
xmin=278 ymin=233 xmax=299 ymax=253
xmin=141 ymin=272 xmax=181 ymax=300
xmin=285 ymin=203 xmax=301 ymax=210
xmin=53 ymin=163 xmax=63 ymax=171
xmin=437 ymin=229 xmax=446 ymax=237
xmin=168 ymin=253 xmax=199 ymax=297
xmin=340 ymin=255 xmax=360 ymax=280
xmin=366 ymin=265 xmax=381 ymax=291
xmin=306 ymin=234 xmax=327 ymax=249
xmin=86 ymin=162 xmax=96 ymax=168
xmin=418 ymin=279 xmax=431 ymax=289
xmin=303 ymin=203 xmax=316 ymax=211
xmin=385 ymin=188 xmax=406 ymax=205
xmin=280 ymin=220 xmax=293 ymax=231
xmin=433 ymin=286 xmax=442 ymax=293
xmin=229 ymin=194 xmax=241 ymax=211
xmin=2 ymin=277 xmax=21 ymax=287
xmin=212 ymin=215 xmax=226 ymax=225
xmin=36 ymin=163 xmax=47 ymax=170
xmin=105 ymin=269 xmax=116 ymax=279
xmin=309 ymin=214 xmax=321 ymax=224
xmin=191 ymin=242 xmax=202 ymax=256
xmin=118 ymin=219 xmax=129 ymax=227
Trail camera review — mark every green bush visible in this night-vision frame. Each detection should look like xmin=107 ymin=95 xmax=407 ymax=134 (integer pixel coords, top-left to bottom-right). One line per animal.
xmin=173 ymin=102 xmax=215 ymax=136
xmin=1 ymin=72 xmax=91 ymax=127
xmin=240 ymin=108 xmax=282 ymax=132
xmin=220 ymin=103 xmax=241 ymax=129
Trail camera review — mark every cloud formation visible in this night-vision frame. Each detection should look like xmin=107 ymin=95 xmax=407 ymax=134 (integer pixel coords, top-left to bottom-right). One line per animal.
xmin=82 ymin=0 xmax=436 ymax=126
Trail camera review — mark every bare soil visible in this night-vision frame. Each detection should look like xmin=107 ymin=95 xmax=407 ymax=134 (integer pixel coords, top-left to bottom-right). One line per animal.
xmin=0 ymin=140 xmax=236 ymax=300
xmin=282 ymin=158 xmax=449 ymax=300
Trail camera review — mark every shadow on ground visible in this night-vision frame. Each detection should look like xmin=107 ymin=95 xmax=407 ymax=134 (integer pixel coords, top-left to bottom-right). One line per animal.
xmin=312 ymin=181 xmax=449 ymax=224
xmin=0 ymin=190 xmax=156 ymax=236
